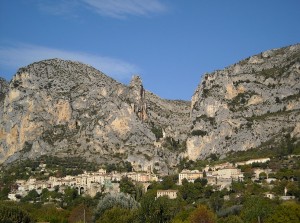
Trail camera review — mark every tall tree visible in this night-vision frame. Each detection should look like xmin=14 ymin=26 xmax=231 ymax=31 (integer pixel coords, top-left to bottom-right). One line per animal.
xmin=139 ymin=190 xmax=182 ymax=223
xmin=240 ymin=196 xmax=274 ymax=223
xmin=21 ymin=189 xmax=39 ymax=202
xmin=63 ymin=187 xmax=78 ymax=206
xmin=161 ymin=175 xmax=178 ymax=190
xmin=119 ymin=176 xmax=136 ymax=196
xmin=179 ymin=179 xmax=201 ymax=203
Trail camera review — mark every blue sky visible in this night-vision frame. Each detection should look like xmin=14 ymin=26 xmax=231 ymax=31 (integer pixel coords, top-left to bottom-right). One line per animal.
xmin=1 ymin=0 xmax=300 ymax=100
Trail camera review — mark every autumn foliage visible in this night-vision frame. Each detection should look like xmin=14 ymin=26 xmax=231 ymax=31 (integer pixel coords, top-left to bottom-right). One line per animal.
xmin=189 ymin=205 xmax=216 ymax=223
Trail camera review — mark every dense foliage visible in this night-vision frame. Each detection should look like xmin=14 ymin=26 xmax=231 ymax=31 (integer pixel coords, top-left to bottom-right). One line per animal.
xmin=0 ymin=203 xmax=33 ymax=223
xmin=0 ymin=150 xmax=299 ymax=222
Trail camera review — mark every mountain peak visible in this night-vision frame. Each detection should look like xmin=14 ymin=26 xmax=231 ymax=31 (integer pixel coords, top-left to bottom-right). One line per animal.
xmin=130 ymin=75 xmax=143 ymax=87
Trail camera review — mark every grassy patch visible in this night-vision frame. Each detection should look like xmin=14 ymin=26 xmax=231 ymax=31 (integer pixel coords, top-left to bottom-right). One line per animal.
xmin=162 ymin=137 xmax=187 ymax=152
xmin=193 ymin=115 xmax=216 ymax=126
xmin=227 ymin=91 xmax=257 ymax=112
xmin=151 ymin=125 xmax=163 ymax=140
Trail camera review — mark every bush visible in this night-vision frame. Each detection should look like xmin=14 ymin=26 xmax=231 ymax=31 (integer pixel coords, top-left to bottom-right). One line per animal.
xmin=218 ymin=215 xmax=243 ymax=223
xmin=28 ymin=203 xmax=69 ymax=223
xmin=68 ymin=204 xmax=92 ymax=223
xmin=191 ymin=130 xmax=207 ymax=137
xmin=20 ymin=189 xmax=39 ymax=203
xmin=151 ymin=125 xmax=163 ymax=140
xmin=96 ymin=207 xmax=138 ymax=223
xmin=161 ymin=137 xmax=187 ymax=152
xmin=94 ymin=193 xmax=139 ymax=220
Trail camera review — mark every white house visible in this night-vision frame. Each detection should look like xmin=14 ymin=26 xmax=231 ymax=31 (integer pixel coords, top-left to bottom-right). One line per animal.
xmin=157 ymin=190 xmax=178 ymax=199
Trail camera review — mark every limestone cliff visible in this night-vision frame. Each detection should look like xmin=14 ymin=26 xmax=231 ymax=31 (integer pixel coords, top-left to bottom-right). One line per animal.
xmin=0 ymin=59 xmax=190 ymax=172
xmin=0 ymin=44 xmax=300 ymax=169
xmin=0 ymin=77 xmax=9 ymax=121
xmin=187 ymin=44 xmax=300 ymax=160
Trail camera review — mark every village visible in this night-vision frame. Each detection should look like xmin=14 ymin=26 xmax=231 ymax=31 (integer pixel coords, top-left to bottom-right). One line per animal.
xmin=7 ymin=156 xmax=295 ymax=202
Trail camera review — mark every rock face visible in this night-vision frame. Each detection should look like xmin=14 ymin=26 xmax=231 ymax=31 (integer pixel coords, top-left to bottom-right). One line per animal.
xmin=0 ymin=44 xmax=300 ymax=170
xmin=187 ymin=44 xmax=300 ymax=160
xmin=0 ymin=77 xmax=9 ymax=120
xmin=0 ymin=59 xmax=190 ymax=172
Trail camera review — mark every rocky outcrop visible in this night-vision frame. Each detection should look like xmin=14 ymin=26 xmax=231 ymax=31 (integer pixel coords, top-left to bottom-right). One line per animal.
xmin=0 ymin=77 xmax=9 ymax=116
xmin=187 ymin=44 xmax=300 ymax=160
xmin=1 ymin=44 xmax=300 ymax=169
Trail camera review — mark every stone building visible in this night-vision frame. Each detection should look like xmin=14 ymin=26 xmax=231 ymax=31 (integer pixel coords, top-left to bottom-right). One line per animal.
xmin=157 ymin=190 xmax=178 ymax=199
xmin=178 ymin=169 xmax=203 ymax=185
xmin=213 ymin=168 xmax=244 ymax=180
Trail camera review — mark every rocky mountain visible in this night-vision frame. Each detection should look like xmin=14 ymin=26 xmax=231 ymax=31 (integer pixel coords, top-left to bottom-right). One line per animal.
xmin=0 ymin=59 xmax=190 ymax=172
xmin=187 ymin=44 xmax=300 ymax=160
xmin=0 ymin=44 xmax=300 ymax=172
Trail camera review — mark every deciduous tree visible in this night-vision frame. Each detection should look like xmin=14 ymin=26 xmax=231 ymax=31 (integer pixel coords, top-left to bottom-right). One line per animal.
xmin=120 ymin=176 xmax=136 ymax=196
xmin=240 ymin=196 xmax=274 ymax=223
xmin=188 ymin=205 xmax=216 ymax=223
xmin=265 ymin=201 xmax=300 ymax=223
xmin=139 ymin=190 xmax=182 ymax=223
